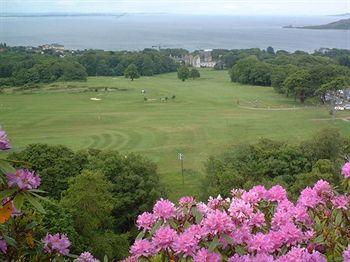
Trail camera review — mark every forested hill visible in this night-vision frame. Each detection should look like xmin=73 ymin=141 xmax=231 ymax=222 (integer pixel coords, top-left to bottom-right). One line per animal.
xmin=284 ymin=18 xmax=350 ymax=30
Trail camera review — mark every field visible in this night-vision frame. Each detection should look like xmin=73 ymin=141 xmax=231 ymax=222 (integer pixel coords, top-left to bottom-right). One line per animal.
xmin=1 ymin=69 xmax=350 ymax=200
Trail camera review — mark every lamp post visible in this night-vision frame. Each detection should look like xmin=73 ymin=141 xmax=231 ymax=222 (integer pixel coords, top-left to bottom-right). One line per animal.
xmin=179 ymin=153 xmax=184 ymax=186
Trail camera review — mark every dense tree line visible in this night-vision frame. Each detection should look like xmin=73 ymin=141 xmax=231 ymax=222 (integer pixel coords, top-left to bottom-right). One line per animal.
xmin=0 ymin=52 xmax=87 ymax=87
xmin=201 ymin=128 xmax=349 ymax=201
xmin=218 ymin=47 xmax=350 ymax=103
xmin=77 ymin=49 xmax=178 ymax=77
xmin=0 ymin=46 xmax=179 ymax=87
xmin=9 ymin=146 xmax=163 ymax=259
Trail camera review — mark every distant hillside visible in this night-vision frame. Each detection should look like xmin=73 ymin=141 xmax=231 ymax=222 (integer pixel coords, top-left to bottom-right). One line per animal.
xmin=284 ymin=18 xmax=350 ymax=30
xmin=330 ymin=13 xmax=350 ymax=17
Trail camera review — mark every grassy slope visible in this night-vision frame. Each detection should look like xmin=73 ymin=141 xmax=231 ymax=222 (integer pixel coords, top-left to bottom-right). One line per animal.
xmin=1 ymin=69 xmax=349 ymax=200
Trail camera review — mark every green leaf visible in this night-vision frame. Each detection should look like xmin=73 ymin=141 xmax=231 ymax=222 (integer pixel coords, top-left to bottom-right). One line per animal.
xmin=3 ymin=235 xmax=17 ymax=247
xmin=222 ymin=233 xmax=234 ymax=245
xmin=25 ymin=193 xmax=46 ymax=214
xmin=235 ymin=245 xmax=246 ymax=255
xmin=150 ymin=220 xmax=162 ymax=235
xmin=335 ymin=211 xmax=342 ymax=226
xmin=192 ymin=206 xmax=203 ymax=224
xmin=103 ymin=255 xmax=109 ymax=262
xmin=29 ymin=192 xmax=51 ymax=203
xmin=314 ymin=216 xmax=322 ymax=232
xmin=169 ymin=220 xmax=178 ymax=229
xmin=25 ymin=221 xmax=38 ymax=230
xmin=315 ymin=234 xmax=324 ymax=244
xmin=208 ymin=236 xmax=220 ymax=251
xmin=136 ymin=231 xmax=145 ymax=240
xmin=66 ymin=253 xmax=79 ymax=259
xmin=28 ymin=189 xmax=47 ymax=194
xmin=0 ymin=160 xmax=16 ymax=174
xmin=13 ymin=194 xmax=25 ymax=210
xmin=0 ymin=188 xmax=16 ymax=200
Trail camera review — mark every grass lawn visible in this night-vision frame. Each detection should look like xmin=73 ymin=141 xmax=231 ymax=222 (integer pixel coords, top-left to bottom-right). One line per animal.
xmin=1 ymin=69 xmax=349 ymax=200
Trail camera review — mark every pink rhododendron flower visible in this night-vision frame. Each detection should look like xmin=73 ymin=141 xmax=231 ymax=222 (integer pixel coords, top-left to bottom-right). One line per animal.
xmin=130 ymin=239 xmax=154 ymax=258
xmin=0 ymin=236 xmax=7 ymax=254
xmin=202 ymin=209 xmax=234 ymax=235
xmin=249 ymin=211 xmax=265 ymax=227
xmin=266 ymin=185 xmax=287 ymax=202
xmin=279 ymin=223 xmax=303 ymax=246
xmin=331 ymin=195 xmax=349 ymax=210
xmin=152 ymin=226 xmax=177 ymax=251
xmin=185 ymin=225 xmax=204 ymax=240
xmin=342 ymin=162 xmax=350 ymax=179
xmin=228 ymin=199 xmax=253 ymax=221
xmin=0 ymin=129 xmax=10 ymax=150
xmin=229 ymin=253 xmax=275 ymax=262
xmin=197 ymin=202 xmax=209 ymax=214
xmin=294 ymin=205 xmax=312 ymax=225
xmin=313 ymin=180 xmax=332 ymax=196
xmin=250 ymin=185 xmax=267 ymax=199
xmin=173 ymin=231 xmax=199 ymax=256
xmin=76 ymin=252 xmax=99 ymax=262
xmin=343 ymin=245 xmax=350 ymax=262
xmin=298 ymin=187 xmax=323 ymax=208
xmin=193 ymin=248 xmax=221 ymax=262
xmin=247 ymin=232 xmax=274 ymax=253
xmin=136 ymin=212 xmax=156 ymax=231
xmin=7 ymin=169 xmax=41 ymax=190
xmin=121 ymin=256 xmax=138 ymax=262
xmin=153 ymin=199 xmax=176 ymax=220
xmin=231 ymin=188 xmax=245 ymax=197
xmin=241 ymin=185 xmax=267 ymax=204
xmin=271 ymin=209 xmax=291 ymax=229
xmin=278 ymin=247 xmax=326 ymax=262
xmin=269 ymin=230 xmax=285 ymax=251
xmin=229 ymin=224 xmax=251 ymax=245
xmin=43 ymin=233 xmax=70 ymax=256
xmin=179 ymin=196 xmax=196 ymax=207
xmin=207 ymin=195 xmax=229 ymax=209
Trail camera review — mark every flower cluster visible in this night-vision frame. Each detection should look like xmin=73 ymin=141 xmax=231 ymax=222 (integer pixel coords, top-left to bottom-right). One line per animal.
xmin=43 ymin=233 xmax=71 ymax=256
xmin=342 ymin=162 xmax=350 ymax=179
xmin=7 ymin=169 xmax=41 ymax=190
xmin=0 ymin=236 xmax=7 ymax=254
xmin=0 ymin=128 xmax=11 ymax=150
xmin=125 ymin=163 xmax=350 ymax=262
xmin=76 ymin=251 xmax=100 ymax=262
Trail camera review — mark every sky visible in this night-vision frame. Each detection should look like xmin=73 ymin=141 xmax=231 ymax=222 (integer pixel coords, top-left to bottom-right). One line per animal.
xmin=1 ymin=0 xmax=350 ymax=16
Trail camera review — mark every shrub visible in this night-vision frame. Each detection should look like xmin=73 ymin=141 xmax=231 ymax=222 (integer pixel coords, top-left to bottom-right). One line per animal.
xmin=125 ymin=165 xmax=350 ymax=261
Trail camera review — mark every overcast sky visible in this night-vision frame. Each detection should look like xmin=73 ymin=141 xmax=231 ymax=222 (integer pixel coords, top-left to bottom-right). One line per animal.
xmin=1 ymin=0 xmax=350 ymax=15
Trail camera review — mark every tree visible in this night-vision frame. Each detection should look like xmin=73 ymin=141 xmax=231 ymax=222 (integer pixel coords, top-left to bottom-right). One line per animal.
xmin=60 ymin=171 xmax=129 ymax=259
xmin=266 ymin=46 xmax=275 ymax=55
xmin=283 ymin=69 xmax=312 ymax=103
xmin=41 ymin=201 xmax=87 ymax=254
xmin=9 ymin=144 xmax=85 ymax=199
xmin=300 ymin=128 xmax=344 ymax=164
xmin=124 ymin=64 xmax=139 ymax=81
xmin=177 ymin=65 xmax=190 ymax=81
xmin=82 ymin=150 xmax=163 ymax=232
xmin=289 ymin=159 xmax=341 ymax=201
xmin=229 ymin=56 xmax=272 ymax=86
xmin=189 ymin=68 xmax=200 ymax=79
xmin=271 ymin=65 xmax=298 ymax=94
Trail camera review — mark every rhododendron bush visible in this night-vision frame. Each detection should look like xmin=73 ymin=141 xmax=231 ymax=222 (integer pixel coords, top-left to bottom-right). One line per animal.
xmin=0 ymin=128 xmax=99 ymax=261
xmin=126 ymin=166 xmax=350 ymax=261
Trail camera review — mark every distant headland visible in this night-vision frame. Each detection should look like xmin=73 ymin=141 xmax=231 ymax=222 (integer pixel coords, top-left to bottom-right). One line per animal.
xmin=284 ymin=18 xmax=350 ymax=30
